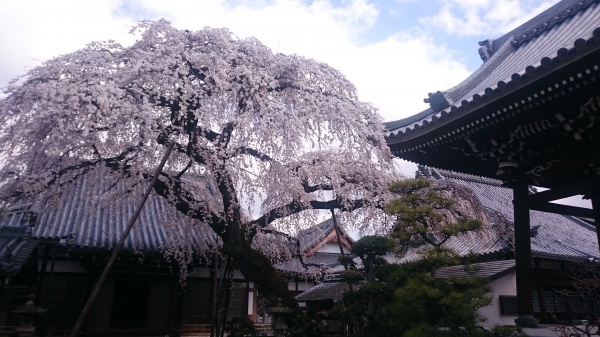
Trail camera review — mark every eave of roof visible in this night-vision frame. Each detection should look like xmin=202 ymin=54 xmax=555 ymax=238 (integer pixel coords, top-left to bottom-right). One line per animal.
xmin=385 ymin=0 xmax=600 ymax=141
xmin=435 ymin=259 xmax=516 ymax=281
xmin=295 ymin=280 xmax=351 ymax=302
xmin=0 ymin=226 xmax=38 ymax=275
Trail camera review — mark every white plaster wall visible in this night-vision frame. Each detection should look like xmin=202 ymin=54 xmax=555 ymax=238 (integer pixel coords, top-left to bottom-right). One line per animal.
xmin=297 ymin=282 xmax=315 ymax=291
xmin=316 ymin=242 xmax=351 ymax=254
xmin=478 ymin=272 xmax=517 ymax=328
xmin=248 ymin=290 xmax=254 ymax=315
xmin=40 ymin=260 xmax=87 ymax=273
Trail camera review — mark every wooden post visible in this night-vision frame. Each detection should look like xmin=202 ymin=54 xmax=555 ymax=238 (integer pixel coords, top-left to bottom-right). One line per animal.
xmin=513 ymin=181 xmax=539 ymax=327
xmin=210 ymin=251 xmax=219 ymax=337
xmin=589 ymin=193 xmax=600 ymax=251
xmin=172 ymin=278 xmax=184 ymax=337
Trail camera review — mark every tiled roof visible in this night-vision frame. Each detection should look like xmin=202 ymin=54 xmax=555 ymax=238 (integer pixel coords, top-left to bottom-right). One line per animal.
xmin=3 ymin=174 xmax=220 ymax=253
xmin=295 ymin=281 xmax=351 ymax=302
xmin=385 ymin=0 xmax=600 ymax=138
xmin=274 ymin=252 xmax=348 ymax=279
xmin=0 ymin=226 xmax=38 ymax=275
xmin=419 ymin=167 xmax=600 ymax=261
xmin=435 ymin=259 xmax=516 ymax=281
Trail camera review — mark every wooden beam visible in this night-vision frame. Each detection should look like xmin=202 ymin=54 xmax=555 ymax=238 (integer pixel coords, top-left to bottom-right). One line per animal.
xmin=529 ymin=202 xmax=594 ymax=218
xmin=527 ymin=177 xmax=600 ymax=205
xmin=530 ymin=270 xmax=574 ymax=285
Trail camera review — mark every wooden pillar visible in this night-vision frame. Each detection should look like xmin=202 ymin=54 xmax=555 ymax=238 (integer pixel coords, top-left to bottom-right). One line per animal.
xmin=513 ymin=181 xmax=539 ymax=327
xmin=172 ymin=278 xmax=184 ymax=337
xmin=589 ymin=193 xmax=600 ymax=251
xmin=35 ymin=244 xmax=51 ymax=336
xmin=210 ymin=250 xmax=219 ymax=323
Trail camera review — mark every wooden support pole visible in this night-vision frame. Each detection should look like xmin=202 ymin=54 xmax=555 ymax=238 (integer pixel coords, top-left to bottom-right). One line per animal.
xmin=513 ymin=181 xmax=539 ymax=327
xmin=69 ymin=142 xmax=174 ymax=337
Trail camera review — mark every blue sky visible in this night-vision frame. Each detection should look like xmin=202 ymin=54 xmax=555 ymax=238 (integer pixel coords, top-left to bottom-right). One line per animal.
xmin=0 ymin=0 xmax=559 ymax=125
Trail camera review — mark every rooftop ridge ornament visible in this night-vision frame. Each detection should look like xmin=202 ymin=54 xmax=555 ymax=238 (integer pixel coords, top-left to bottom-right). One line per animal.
xmin=424 ymin=91 xmax=451 ymax=112
xmin=478 ymin=39 xmax=495 ymax=62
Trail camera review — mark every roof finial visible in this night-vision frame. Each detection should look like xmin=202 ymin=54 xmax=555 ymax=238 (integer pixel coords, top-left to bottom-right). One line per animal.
xmin=478 ymin=39 xmax=495 ymax=62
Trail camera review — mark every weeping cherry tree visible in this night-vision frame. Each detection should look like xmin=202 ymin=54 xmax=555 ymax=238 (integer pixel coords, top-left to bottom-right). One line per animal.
xmin=0 ymin=20 xmax=395 ymax=315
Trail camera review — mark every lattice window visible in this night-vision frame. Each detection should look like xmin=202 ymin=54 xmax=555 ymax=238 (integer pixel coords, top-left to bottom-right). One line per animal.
xmin=533 ymin=292 xmax=540 ymax=312
xmin=540 ymin=289 xmax=569 ymax=314
xmin=555 ymin=293 xmax=568 ymax=313
xmin=544 ymin=290 xmax=556 ymax=313
xmin=499 ymin=295 xmax=518 ymax=316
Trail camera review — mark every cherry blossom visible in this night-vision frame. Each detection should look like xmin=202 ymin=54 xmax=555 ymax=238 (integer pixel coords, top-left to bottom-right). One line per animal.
xmin=0 ymin=20 xmax=396 ymax=310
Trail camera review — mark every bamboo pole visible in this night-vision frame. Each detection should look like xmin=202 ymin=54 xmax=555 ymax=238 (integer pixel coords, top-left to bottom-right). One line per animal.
xmin=69 ymin=142 xmax=174 ymax=337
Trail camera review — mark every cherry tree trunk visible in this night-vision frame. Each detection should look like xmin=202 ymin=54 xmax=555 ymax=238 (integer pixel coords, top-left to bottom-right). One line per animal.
xmin=220 ymin=224 xmax=302 ymax=317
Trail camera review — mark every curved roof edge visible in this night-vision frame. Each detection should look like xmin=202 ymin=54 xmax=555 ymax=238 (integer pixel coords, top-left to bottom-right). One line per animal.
xmin=385 ymin=0 xmax=600 ymax=138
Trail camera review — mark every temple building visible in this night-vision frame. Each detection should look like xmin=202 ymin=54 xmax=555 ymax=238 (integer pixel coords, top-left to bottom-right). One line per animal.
xmin=384 ymin=0 xmax=600 ymax=327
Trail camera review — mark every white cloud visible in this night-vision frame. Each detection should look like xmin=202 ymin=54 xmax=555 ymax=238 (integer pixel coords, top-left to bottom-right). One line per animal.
xmin=151 ymin=0 xmax=472 ymax=121
xmin=0 ymin=1 xmax=137 ymax=85
xmin=420 ymin=0 xmax=559 ymax=36
xmin=0 ymin=0 xmax=473 ymax=122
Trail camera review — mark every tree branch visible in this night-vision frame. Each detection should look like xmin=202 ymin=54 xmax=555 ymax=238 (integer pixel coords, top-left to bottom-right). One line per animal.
xmin=247 ymin=197 xmax=370 ymax=238
xmin=231 ymin=146 xmax=273 ymax=162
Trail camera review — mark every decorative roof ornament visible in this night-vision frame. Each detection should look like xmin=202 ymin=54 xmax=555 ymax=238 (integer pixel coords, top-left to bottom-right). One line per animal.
xmin=478 ymin=39 xmax=495 ymax=62
xmin=424 ymin=91 xmax=451 ymax=112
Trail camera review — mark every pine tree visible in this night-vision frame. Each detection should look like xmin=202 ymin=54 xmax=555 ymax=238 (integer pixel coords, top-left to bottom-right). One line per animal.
xmin=385 ymin=178 xmax=491 ymax=337
xmin=331 ymin=178 xmax=492 ymax=337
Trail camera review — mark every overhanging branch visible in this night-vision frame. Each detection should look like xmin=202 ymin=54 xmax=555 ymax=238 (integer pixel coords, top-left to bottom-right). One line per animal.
xmin=247 ymin=197 xmax=370 ymax=237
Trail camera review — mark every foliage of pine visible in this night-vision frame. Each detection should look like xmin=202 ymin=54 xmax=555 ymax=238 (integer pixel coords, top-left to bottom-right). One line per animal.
xmin=386 ymin=178 xmax=482 ymax=250
xmin=329 ymin=179 xmax=492 ymax=337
